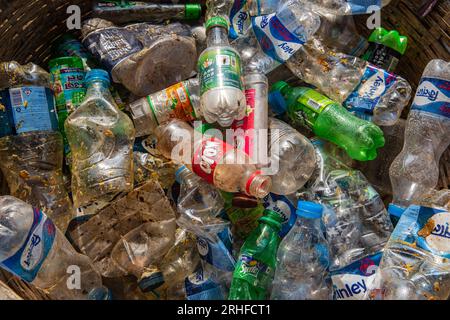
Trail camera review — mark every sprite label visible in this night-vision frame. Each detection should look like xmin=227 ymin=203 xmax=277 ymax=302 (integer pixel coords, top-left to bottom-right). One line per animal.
xmin=233 ymin=254 xmax=273 ymax=288
xmin=291 ymin=88 xmax=334 ymax=129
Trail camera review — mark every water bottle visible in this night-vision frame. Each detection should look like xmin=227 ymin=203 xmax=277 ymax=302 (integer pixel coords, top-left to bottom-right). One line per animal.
xmin=389 ymin=59 xmax=450 ymax=207
xmin=286 ymin=39 xmax=412 ymax=126
xmin=154 ymin=119 xmax=272 ymax=198
xmin=198 ymin=17 xmax=247 ymax=127
xmin=65 ymin=69 xmax=135 ymax=215
xmin=0 ymin=61 xmax=73 ymax=232
xmin=298 ymin=0 xmax=392 ymax=15
xmin=269 ymin=82 xmax=385 ymax=161
xmin=271 ymin=201 xmax=332 ymax=300
xmin=0 ymin=196 xmax=106 ymax=300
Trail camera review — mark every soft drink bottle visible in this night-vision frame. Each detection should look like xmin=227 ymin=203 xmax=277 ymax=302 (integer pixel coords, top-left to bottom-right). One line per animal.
xmin=262 ymin=192 xmax=298 ymax=238
xmin=65 ymin=69 xmax=135 ymax=214
xmin=0 ymin=196 xmax=106 ymax=300
xmin=0 ymin=61 xmax=73 ymax=231
xmin=269 ymin=82 xmax=385 ymax=161
xmin=389 ymin=59 xmax=450 ymax=207
xmin=198 ymin=17 xmax=247 ymax=127
xmin=286 ymin=39 xmax=412 ymax=126
xmin=228 ymin=209 xmax=282 ymax=300
xmin=271 ymin=201 xmax=332 ymax=299
xmin=298 ymin=0 xmax=392 ymax=15
xmin=154 ymin=119 xmax=272 ymax=198
xmin=129 ymin=77 xmax=201 ymax=137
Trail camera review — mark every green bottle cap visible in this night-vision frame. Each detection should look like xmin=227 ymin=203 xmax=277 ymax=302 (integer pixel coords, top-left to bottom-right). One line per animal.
xmin=48 ymin=56 xmax=84 ymax=70
xmin=368 ymin=27 xmax=408 ymax=55
xmin=205 ymin=16 xmax=229 ymax=31
xmin=259 ymin=209 xmax=283 ymax=232
xmin=185 ymin=4 xmax=202 ymax=20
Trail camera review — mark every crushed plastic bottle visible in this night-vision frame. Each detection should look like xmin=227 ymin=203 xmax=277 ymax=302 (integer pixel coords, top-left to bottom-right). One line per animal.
xmin=297 ymin=0 xmax=392 ymax=15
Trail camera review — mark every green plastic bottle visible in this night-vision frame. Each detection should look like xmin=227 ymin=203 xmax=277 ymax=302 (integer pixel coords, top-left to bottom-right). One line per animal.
xmin=269 ymin=82 xmax=385 ymax=161
xmin=228 ymin=209 xmax=282 ymax=300
xmin=362 ymin=27 xmax=408 ymax=72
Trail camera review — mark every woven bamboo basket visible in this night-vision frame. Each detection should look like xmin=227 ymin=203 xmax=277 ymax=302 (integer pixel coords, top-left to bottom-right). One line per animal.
xmin=0 ymin=0 xmax=449 ymax=300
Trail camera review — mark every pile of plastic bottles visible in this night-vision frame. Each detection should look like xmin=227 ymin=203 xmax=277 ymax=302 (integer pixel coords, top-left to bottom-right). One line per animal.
xmin=0 ymin=0 xmax=448 ymax=301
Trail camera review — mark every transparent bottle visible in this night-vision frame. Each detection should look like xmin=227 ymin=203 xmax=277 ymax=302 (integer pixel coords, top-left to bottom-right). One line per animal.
xmin=129 ymin=77 xmax=201 ymax=137
xmin=65 ymin=69 xmax=135 ymax=214
xmin=198 ymin=16 xmax=247 ymax=127
xmin=155 ymin=119 xmax=272 ymax=198
xmin=389 ymin=59 xmax=450 ymax=207
xmin=0 ymin=196 xmax=105 ymax=300
xmin=0 ymin=61 xmax=73 ymax=232
xmin=271 ymin=201 xmax=332 ymax=300
xmin=286 ymin=38 xmax=412 ymax=126
xmin=298 ymin=0 xmax=392 ymax=15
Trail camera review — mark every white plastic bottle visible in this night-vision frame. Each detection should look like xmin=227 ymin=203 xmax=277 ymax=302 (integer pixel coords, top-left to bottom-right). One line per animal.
xmin=198 ymin=16 xmax=247 ymax=127
xmin=0 ymin=196 xmax=106 ymax=300
xmin=389 ymin=59 xmax=450 ymax=207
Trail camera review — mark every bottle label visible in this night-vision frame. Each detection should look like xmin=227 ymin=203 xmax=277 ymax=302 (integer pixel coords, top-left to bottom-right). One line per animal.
xmin=192 ymin=137 xmax=233 ymax=184
xmin=291 ymin=89 xmax=334 ymax=129
xmin=197 ymin=225 xmax=236 ymax=272
xmin=184 ymin=266 xmax=224 ymax=300
xmin=232 ymin=88 xmax=256 ymax=158
xmin=262 ymin=193 xmax=297 ymax=238
xmin=347 ymin=0 xmax=382 ymax=14
xmin=0 ymin=208 xmax=56 ymax=282
xmin=251 ymin=13 xmax=306 ymax=63
xmin=229 ymin=0 xmax=251 ymax=39
xmin=147 ymin=81 xmax=196 ymax=126
xmin=331 ymin=252 xmax=382 ymax=300
xmin=234 ymin=254 xmax=273 ymax=288
xmin=363 ymin=42 xmax=402 ymax=71
xmin=198 ymin=48 xmax=243 ymax=95
xmin=0 ymin=86 xmax=59 ymax=137
xmin=344 ymin=64 xmax=397 ymax=116
xmin=410 ymin=77 xmax=450 ymax=119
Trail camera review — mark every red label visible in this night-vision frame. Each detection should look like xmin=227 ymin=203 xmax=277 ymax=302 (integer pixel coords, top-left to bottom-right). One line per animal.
xmin=192 ymin=137 xmax=233 ymax=184
xmin=232 ymin=89 xmax=256 ymax=158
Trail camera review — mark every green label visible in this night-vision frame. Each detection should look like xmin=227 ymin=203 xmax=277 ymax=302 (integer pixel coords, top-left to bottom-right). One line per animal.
xmin=233 ymin=254 xmax=273 ymax=289
xmin=291 ymin=89 xmax=334 ymax=129
xmin=198 ymin=48 xmax=243 ymax=95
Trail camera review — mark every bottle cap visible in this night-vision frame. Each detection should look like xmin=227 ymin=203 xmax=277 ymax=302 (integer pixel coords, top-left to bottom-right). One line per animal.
xmin=388 ymin=203 xmax=406 ymax=220
xmin=48 ymin=56 xmax=84 ymax=70
xmin=87 ymin=286 xmax=113 ymax=300
xmin=269 ymin=81 xmax=290 ymax=115
xmin=259 ymin=209 xmax=283 ymax=232
xmin=175 ymin=165 xmax=188 ymax=184
xmin=185 ymin=4 xmax=202 ymax=20
xmin=205 ymin=16 xmax=228 ymax=31
xmin=138 ymin=271 xmax=165 ymax=292
xmin=85 ymin=69 xmax=110 ymax=85
xmin=296 ymin=201 xmax=323 ymax=219
xmin=368 ymin=27 xmax=408 ymax=55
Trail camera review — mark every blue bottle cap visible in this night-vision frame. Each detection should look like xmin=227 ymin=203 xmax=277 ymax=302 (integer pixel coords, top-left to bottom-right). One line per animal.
xmin=87 ymin=286 xmax=113 ymax=300
xmin=85 ymin=69 xmax=110 ymax=85
xmin=388 ymin=203 xmax=406 ymax=219
xmin=175 ymin=165 xmax=188 ymax=184
xmin=138 ymin=271 xmax=165 ymax=292
xmin=268 ymin=90 xmax=287 ymax=115
xmin=296 ymin=201 xmax=323 ymax=219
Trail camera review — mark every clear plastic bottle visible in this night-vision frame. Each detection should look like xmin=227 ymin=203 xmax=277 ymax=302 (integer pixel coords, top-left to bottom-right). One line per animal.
xmin=129 ymin=77 xmax=201 ymax=137
xmin=271 ymin=201 xmax=332 ymax=300
xmin=286 ymin=38 xmax=412 ymax=126
xmin=154 ymin=119 xmax=272 ymax=198
xmin=198 ymin=17 xmax=247 ymax=127
xmin=65 ymin=69 xmax=135 ymax=214
xmin=0 ymin=196 xmax=105 ymax=300
xmin=298 ymin=0 xmax=392 ymax=15
xmin=389 ymin=59 xmax=450 ymax=207
xmin=267 ymin=117 xmax=316 ymax=195
xmin=0 ymin=61 xmax=73 ymax=232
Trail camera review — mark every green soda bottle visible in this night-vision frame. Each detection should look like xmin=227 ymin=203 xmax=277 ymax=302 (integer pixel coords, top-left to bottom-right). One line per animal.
xmin=362 ymin=27 xmax=408 ymax=72
xmin=228 ymin=209 xmax=282 ymax=300
xmin=269 ymin=82 xmax=385 ymax=161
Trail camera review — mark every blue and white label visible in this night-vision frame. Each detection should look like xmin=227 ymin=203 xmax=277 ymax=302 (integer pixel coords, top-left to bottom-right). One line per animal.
xmin=262 ymin=193 xmax=297 ymax=237
xmin=331 ymin=252 xmax=382 ymax=300
xmin=197 ymin=226 xmax=236 ymax=272
xmin=1 ymin=208 xmax=56 ymax=282
xmin=411 ymin=77 xmax=450 ymax=119
xmin=344 ymin=64 xmax=397 ymax=115
xmin=251 ymin=13 xmax=305 ymax=63
xmin=184 ymin=266 xmax=224 ymax=300
xmin=229 ymin=0 xmax=250 ymax=39
xmin=347 ymin=0 xmax=382 ymax=14
xmin=0 ymin=86 xmax=59 ymax=137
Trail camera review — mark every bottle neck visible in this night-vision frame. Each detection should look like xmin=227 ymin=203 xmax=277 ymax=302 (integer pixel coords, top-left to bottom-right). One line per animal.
xmin=296 ymin=216 xmax=322 ymax=232
xmin=86 ymin=80 xmax=114 ymax=102
xmin=206 ymin=26 xmax=229 ymax=47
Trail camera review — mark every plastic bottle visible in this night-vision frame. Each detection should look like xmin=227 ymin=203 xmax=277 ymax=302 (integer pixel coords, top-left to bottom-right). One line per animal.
xmin=0 ymin=196 xmax=106 ymax=300
xmin=262 ymin=192 xmax=298 ymax=238
xmin=269 ymin=82 xmax=385 ymax=161
xmin=362 ymin=27 xmax=408 ymax=72
xmin=198 ymin=17 xmax=247 ymax=127
xmin=65 ymin=69 xmax=135 ymax=214
xmin=154 ymin=119 xmax=272 ymax=198
xmin=286 ymin=39 xmax=412 ymax=126
xmin=129 ymin=77 xmax=201 ymax=137
xmin=0 ymin=61 xmax=73 ymax=232
xmin=389 ymin=59 xmax=450 ymax=207
xmin=228 ymin=209 xmax=282 ymax=300
xmin=298 ymin=0 xmax=392 ymax=15
xmin=271 ymin=201 xmax=332 ymax=300
xmin=93 ymin=1 xmax=202 ymax=24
